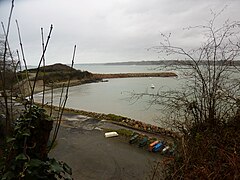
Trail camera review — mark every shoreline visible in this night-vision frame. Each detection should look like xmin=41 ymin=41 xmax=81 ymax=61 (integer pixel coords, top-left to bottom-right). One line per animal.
xmin=18 ymin=71 xmax=177 ymax=96
xmin=22 ymin=70 xmax=180 ymax=140
xmin=37 ymin=102 xmax=180 ymax=140
xmin=48 ymin=72 xmax=178 ymax=88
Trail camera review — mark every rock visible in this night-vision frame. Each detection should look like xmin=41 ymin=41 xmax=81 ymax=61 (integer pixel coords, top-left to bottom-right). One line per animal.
xmin=134 ymin=124 xmax=139 ymax=128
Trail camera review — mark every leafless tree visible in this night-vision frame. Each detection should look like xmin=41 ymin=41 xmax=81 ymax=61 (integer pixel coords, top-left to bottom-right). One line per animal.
xmin=131 ymin=11 xmax=240 ymax=134
xmin=0 ymin=36 xmax=17 ymax=88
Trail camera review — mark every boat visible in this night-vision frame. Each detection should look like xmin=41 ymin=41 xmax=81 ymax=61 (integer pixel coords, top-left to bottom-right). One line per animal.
xmin=105 ymin=132 xmax=118 ymax=138
xmin=129 ymin=134 xmax=139 ymax=144
xmin=150 ymin=84 xmax=155 ymax=89
xmin=152 ymin=141 xmax=164 ymax=152
xmin=138 ymin=137 xmax=148 ymax=147
xmin=101 ymin=79 xmax=109 ymax=82
xmin=148 ymin=140 xmax=159 ymax=151
xmin=162 ymin=146 xmax=170 ymax=154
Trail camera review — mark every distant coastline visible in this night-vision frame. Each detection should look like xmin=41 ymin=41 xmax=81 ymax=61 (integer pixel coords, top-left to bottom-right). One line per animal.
xmin=103 ymin=60 xmax=240 ymax=66
xmin=25 ymin=60 xmax=240 ymax=68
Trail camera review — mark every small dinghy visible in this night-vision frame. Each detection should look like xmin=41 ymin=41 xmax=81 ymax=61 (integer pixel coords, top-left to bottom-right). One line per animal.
xmin=162 ymin=146 xmax=170 ymax=154
xmin=129 ymin=134 xmax=139 ymax=144
xmin=105 ymin=132 xmax=119 ymax=138
xmin=152 ymin=141 xmax=164 ymax=152
xmin=151 ymin=84 xmax=155 ymax=89
xmin=138 ymin=137 xmax=148 ymax=147
xmin=148 ymin=140 xmax=159 ymax=151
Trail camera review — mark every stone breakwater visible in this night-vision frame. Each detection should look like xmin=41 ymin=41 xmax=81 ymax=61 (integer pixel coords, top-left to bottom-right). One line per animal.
xmin=40 ymin=103 xmax=180 ymax=139
xmin=42 ymin=72 xmax=177 ymax=91
xmin=93 ymin=72 xmax=177 ymax=79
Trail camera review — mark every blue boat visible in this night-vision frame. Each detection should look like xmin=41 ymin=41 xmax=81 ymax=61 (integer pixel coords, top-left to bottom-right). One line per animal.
xmin=152 ymin=142 xmax=164 ymax=152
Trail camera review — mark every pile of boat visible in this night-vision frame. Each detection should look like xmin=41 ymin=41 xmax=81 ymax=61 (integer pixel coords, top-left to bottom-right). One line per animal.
xmin=129 ymin=133 xmax=175 ymax=155
xmin=104 ymin=131 xmax=175 ymax=155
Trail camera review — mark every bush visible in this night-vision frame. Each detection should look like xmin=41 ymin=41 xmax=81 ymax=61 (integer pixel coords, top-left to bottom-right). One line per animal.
xmin=0 ymin=105 xmax=73 ymax=179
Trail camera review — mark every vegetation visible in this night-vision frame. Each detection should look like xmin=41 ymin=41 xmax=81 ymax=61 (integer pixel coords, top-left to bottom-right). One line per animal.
xmin=116 ymin=129 xmax=133 ymax=137
xmin=0 ymin=35 xmax=19 ymax=90
xmin=164 ymin=120 xmax=240 ymax=179
xmin=25 ymin=63 xmax=93 ymax=84
xmin=0 ymin=1 xmax=75 ymax=179
xmin=26 ymin=63 xmax=95 ymax=84
xmin=107 ymin=113 xmax=126 ymax=122
xmin=1 ymin=0 xmax=239 ymax=179
xmin=162 ymin=12 xmax=240 ymax=179
xmin=131 ymin=10 xmax=240 ymax=179
xmin=0 ymin=106 xmax=72 ymax=179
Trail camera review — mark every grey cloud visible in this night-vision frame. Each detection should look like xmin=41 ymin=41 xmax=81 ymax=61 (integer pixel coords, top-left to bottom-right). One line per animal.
xmin=0 ymin=0 xmax=240 ymax=64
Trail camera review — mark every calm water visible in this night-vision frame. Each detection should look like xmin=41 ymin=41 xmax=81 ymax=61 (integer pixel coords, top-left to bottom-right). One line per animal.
xmin=74 ymin=64 xmax=167 ymax=74
xmin=34 ymin=65 xmax=181 ymax=125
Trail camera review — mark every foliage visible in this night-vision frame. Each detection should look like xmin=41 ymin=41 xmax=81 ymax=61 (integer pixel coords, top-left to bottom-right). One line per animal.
xmin=116 ymin=129 xmax=133 ymax=137
xmin=164 ymin=119 xmax=240 ymax=179
xmin=129 ymin=10 xmax=240 ymax=179
xmin=107 ymin=113 xmax=125 ymax=122
xmin=156 ymin=11 xmax=240 ymax=179
xmin=34 ymin=70 xmax=92 ymax=84
xmin=21 ymin=63 xmax=93 ymax=84
xmin=132 ymin=11 xmax=240 ymax=133
xmin=0 ymin=105 xmax=73 ymax=179
xmin=0 ymin=1 xmax=75 ymax=179
xmin=0 ymin=36 xmax=19 ymax=90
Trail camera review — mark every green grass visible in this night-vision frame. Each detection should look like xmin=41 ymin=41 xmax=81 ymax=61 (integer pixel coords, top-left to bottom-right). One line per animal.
xmin=104 ymin=128 xmax=133 ymax=137
xmin=107 ymin=114 xmax=125 ymax=122
xmin=116 ymin=129 xmax=134 ymax=137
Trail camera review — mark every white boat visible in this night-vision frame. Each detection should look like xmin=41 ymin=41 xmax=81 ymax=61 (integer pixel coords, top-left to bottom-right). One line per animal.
xmin=151 ymin=84 xmax=155 ymax=89
xmin=162 ymin=146 xmax=170 ymax=153
xmin=105 ymin=132 xmax=119 ymax=138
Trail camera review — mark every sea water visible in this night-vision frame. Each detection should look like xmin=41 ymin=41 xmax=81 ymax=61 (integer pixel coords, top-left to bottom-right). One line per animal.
xmin=34 ymin=64 xmax=182 ymax=125
xmin=74 ymin=64 xmax=166 ymax=74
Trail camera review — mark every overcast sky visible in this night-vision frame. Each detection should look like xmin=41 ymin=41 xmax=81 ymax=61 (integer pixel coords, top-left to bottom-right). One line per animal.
xmin=0 ymin=0 xmax=240 ymax=65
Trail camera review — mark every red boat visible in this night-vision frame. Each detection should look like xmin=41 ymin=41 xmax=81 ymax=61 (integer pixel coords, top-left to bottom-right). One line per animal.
xmin=148 ymin=140 xmax=159 ymax=151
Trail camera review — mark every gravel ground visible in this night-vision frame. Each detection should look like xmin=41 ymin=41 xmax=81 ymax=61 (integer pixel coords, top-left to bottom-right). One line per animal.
xmin=49 ymin=115 xmax=163 ymax=180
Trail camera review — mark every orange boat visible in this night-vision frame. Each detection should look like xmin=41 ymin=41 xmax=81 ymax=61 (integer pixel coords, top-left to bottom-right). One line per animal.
xmin=148 ymin=140 xmax=159 ymax=151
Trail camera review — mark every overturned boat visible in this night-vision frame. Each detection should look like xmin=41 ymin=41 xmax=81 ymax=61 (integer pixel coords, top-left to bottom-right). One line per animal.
xmin=149 ymin=140 xmax=159 ymax=151
xmin=129 ymin=134 xmax=139 ymax=144
xmin=152 ymin=141 xmax=164 ymax=152
xmin=105 ymin=132 xmax=119 ymax=138
xmin=138 ymin=137 xmax=148 ymax=147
